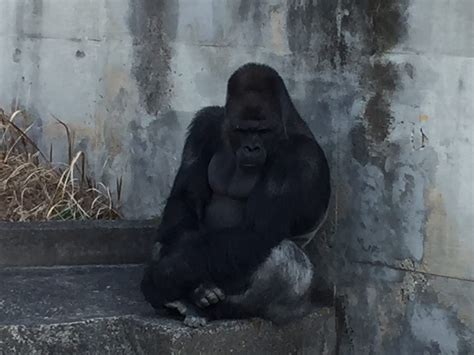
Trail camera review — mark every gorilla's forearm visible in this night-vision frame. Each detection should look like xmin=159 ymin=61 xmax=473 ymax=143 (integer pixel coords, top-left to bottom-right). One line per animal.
xmin=155 ymin=197 xmax=200 ymax=246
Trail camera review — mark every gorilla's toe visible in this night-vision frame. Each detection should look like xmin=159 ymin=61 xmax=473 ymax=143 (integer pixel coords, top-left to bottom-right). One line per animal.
xmin=184 ymin=315 xmax=208 ymax=328
xmin=165 ymin=300 xmax=188 ymax=315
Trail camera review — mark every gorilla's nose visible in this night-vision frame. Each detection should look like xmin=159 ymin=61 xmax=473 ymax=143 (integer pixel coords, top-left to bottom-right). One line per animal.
xmin=243 ymin=145 xmax=261 ymax=153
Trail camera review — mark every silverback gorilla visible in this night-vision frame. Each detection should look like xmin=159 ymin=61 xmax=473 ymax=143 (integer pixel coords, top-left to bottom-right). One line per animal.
xmin=141 ymin=63 xmax=331 ymax=327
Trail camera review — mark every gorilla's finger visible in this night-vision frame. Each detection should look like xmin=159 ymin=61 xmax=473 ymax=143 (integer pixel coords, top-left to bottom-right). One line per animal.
xmin=214 ymin=288 xmax=225 ymax=300
xmin=198 ymin=297 xmax=210 ymax=308
xmin=205 ymin=290 xmax=219 ymax=304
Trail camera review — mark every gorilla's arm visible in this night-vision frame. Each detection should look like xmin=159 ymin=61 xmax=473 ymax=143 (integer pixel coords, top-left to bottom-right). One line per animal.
xmin=156 ymin=107 xmax=223 ymax=247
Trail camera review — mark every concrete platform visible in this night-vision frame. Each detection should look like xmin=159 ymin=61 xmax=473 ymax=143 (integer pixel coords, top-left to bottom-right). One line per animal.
xmin=0 ymin=265 xmax=336 ymax=354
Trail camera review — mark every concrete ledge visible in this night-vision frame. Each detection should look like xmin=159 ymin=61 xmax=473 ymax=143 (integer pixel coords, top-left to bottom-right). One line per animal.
xmin=0 ymin=312 xmax=336 ymax=355
xmin=0 ymin=265 xmax=336 ymax=354
xmin=0 ymin=220 xmax=157 ymax=266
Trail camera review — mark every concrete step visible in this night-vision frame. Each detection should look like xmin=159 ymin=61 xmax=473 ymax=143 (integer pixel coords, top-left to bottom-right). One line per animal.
xmin=0 ymin=221 xmax=156 ymax=267
xmin=0 ymin=265 xmax=336 ymax=354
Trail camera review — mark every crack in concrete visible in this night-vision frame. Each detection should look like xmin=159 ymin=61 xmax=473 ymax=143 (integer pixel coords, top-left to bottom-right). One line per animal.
xmin=352 ymin=259 xmax=474 ymax=283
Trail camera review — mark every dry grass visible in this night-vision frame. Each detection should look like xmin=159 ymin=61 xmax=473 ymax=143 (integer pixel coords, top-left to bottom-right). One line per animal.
xmin=0 ymin=109 xmax=121 ymax=221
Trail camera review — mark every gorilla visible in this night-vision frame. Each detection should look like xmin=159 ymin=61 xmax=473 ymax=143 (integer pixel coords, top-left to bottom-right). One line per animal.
xmin=141 ymin=63 xmax=331 ymax=327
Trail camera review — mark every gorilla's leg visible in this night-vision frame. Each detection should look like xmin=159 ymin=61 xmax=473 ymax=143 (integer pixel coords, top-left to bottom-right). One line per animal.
xmin=142 ymin=241 xmax=222 ymax=327
xmin=143 ymin=239 xmax=320 ymax=325
xmin=208 ymin=239 xmax=317 ymax=324
xmin=141 ymin=240 xmax=205 ymax=310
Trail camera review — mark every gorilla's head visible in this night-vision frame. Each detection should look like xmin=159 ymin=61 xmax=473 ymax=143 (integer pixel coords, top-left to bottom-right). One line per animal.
xmin=224 ymin=63 xmax=293 ymax=169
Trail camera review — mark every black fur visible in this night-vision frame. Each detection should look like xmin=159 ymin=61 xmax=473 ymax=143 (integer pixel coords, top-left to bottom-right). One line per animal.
xmin=141 ymin=63 xmax=331 ymax=323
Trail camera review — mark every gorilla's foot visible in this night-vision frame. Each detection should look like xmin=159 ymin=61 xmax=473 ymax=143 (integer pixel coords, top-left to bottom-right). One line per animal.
xmin=165 ymin=300 xmax=208 ymax=328
xmin=183 ymin=314 xmax=208 ymax=328
xmin=192 ymin=283 xmax=225 ymax=308
xmin=164 ymin=300 xmax=187 ymax=315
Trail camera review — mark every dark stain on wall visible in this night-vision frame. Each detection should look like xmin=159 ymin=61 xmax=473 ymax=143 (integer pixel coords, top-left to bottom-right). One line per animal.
xmin=404 ymin=63 xmax=415 ymax=80
xmin=238 ymin=0 xmax=262 ymax=25
xmin=286 ymin=0 xmax=408 ymax=68
xmin=238 ymin=0 xmax=263 ymax=46
xmin=357 ymin=60 xmax=399 ymax=150
xmin=285 ymin=0 xmax=410 ymax=161
xmin=363 ymin=61 xmax=400 ymax=145
xmin=10 ymin=1 xmax=44 ymax=145
xmin=317 ymin=1 xmax=348 ymax=68
xmin=364 ymin=91 xmax=393 ymax=143
xmin=366 ymin=62 xmax=398 ymax=92
xmin=75 ymin=50 xmax=86 ymax=59
xmin=12 ymin=48 xmax=22 ymax=63
xmin=286 ymin=0 xmax=320 ymax=53
xmin=344 ymin=0 xmax=408 ymax=146
xmin=286 ymin=1 xmax=347 ymax=68
xmin=350 ymin=123 xmax=370 ymax=166
xmin=364 ymin=0 xmax=409 ymax=54
xmin=128 ymin=0 xmax=179 ymax=115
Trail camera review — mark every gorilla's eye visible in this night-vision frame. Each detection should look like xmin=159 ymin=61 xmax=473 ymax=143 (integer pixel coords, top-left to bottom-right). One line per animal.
xmin=233 ymin=126 xmax=271 ymax=135
xmin=234 ymin=127 xmax=247 ymax=133
xmin=258 ymin=128 xmax=272 ymax=134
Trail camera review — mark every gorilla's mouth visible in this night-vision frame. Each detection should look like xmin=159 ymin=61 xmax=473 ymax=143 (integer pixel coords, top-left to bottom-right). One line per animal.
xmin=237 ymin=150 xmax=266 ymax=169
xmin=240 ymin=161 xmax=264 ymax=170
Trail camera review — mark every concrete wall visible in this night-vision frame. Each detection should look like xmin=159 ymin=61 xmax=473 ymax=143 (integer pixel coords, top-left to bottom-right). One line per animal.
xmin=1 ymin=0 xmax=473 ymax=353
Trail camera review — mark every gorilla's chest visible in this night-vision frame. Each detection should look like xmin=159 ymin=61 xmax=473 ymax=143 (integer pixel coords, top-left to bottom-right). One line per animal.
xmin=205 ymin=151 xmax=260 ymax=230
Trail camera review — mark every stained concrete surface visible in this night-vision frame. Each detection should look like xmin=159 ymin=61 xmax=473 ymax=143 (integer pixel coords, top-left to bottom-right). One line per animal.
xmin=0 ymin=265 xmax=336 ymax=354
xmin=0 ymin=220 xmax=156 ymax=267
xmin=0 ymin=0 xmax=473 ymax=353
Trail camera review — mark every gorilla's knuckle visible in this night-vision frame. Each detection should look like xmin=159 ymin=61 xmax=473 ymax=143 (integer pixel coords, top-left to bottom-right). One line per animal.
xmin=215 ymin=288 xmax=225 ymax=300
xmin=199 ymin=298 xmax=210 ymax=307
xmin=207 ymin=293 xmax=219 ymax=303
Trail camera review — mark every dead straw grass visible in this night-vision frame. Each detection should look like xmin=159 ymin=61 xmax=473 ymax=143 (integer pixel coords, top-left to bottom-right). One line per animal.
xmin=0 ymin=109 xmax=121 ymax=221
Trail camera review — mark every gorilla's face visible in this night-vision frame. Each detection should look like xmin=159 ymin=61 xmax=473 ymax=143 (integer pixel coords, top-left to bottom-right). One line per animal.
xmin=225 ymin=92 xmax=284 ymax=169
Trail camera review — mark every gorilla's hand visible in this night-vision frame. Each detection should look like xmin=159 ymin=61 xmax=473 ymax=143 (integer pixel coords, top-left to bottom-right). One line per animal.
xmin=192 ymin=283 xmax=225 ymax=308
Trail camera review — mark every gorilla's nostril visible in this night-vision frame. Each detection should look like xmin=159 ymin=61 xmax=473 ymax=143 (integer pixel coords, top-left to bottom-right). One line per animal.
xmin=244 ymin=145 xmax=260 ymax=153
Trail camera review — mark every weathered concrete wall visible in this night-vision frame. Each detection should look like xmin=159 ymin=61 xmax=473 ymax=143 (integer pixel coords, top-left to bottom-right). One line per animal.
xmin=1 ymin=0 xmax=473 ymax=353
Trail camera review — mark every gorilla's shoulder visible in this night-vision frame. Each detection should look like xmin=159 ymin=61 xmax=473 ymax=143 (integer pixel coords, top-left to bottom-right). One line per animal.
xmin=184 ymin=106 xmax=225 ymax=154
xmin=188 ymin=106 xmax=225 ymax=137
